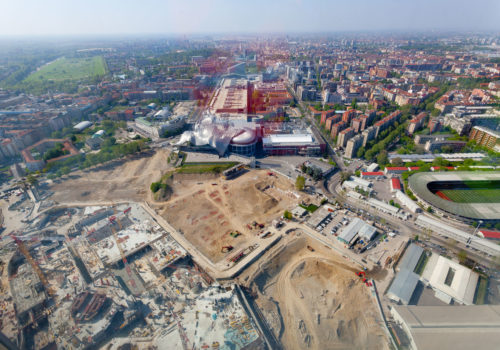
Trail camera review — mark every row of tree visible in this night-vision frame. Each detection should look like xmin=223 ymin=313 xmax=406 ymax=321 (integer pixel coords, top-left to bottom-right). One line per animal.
xmin=300 ymin=163 xmax=324 ymax=181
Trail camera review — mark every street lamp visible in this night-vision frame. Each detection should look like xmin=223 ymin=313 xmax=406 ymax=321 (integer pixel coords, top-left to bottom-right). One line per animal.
xmin=473 ymin=220 xmax=483 ymax=237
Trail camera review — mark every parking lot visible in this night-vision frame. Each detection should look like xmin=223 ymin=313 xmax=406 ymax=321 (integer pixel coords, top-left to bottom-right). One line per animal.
xmin=307 ymin=206 xmax=409 ymax=266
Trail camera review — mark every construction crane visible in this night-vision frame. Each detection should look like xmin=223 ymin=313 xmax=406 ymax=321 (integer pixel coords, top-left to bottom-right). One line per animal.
xmin=111 ymin=206 xmax=189 ymax=349
xmin=109 ymin=206 xmax=136 ymax=290
xmin=10 ymin=234 xmax=56 ymax=297
xmin=3 ymin=235 xmax=66 ymax=243
xmin=110 ymin=224 xmax=133 ymax=280
xmin=163 ymin=284 xmax=191 ymax=350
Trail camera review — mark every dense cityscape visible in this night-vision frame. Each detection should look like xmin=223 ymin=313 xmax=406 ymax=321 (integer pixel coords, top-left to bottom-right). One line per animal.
xmin=0 ymin=2 xmax=500 ymax=350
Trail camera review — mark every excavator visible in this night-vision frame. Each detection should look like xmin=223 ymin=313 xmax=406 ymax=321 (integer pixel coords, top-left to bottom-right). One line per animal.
xmin=221 ymin=245 xmax=233 ymax=253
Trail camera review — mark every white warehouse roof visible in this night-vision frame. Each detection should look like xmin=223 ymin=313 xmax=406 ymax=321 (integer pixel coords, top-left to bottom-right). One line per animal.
xmin=262 ymin=134 xmax=313 ymax=146
xmin=395 ymin=190 xmax=421 ymax=213
xmin=368 ymin=198 xmax=399 ymax=214
xmin=350 ymin=176 xmax=372 ymax=189
xmin=428 ymin=256 xmax=479 ymax=305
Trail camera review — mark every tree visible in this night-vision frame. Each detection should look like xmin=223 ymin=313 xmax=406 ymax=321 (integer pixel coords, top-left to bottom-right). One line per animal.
xmin=441 ymin=145 xmax=454 ymax=153
xmin=351 ymin=98 xmax=357 ymax=109
xmin=356 ymin=146 xmax=365 ymax=158
xmin=458 ymin=250 xmax=468 ymax=264
xmin=446 ymin=238 xmax=458 ymax=252
xmin=150 ymin=182 xmax=161 ymax=193
xmin=340 ymin=171 xmax=352 ymax=183
xmin=312 ymin=167 xmax=323 ymax=181
xmin=392 ymin=157 xmax=404 ymax=167
xmin=61 ymin=166 xmax=70 ymax=175
xmin=426 ymin=206 xmax=433 ymax=213
xmin=295 ymin=175 xmax=306 ymax=191
xmin=377 ymin=150 xmax=389 ymax=166
xmin=26 ymin=174 xmax=38 ymax=186
xmin=283 ymin=210 xmax=293 ymax=220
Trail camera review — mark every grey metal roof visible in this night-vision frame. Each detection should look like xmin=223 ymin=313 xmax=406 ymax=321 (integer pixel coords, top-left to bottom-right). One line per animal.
xmin=398 ymin=244 xmax=424 ymax=273
xmin=408 ymin=171 xmax=500 ymax=220
xmin=338 ymin=218 xmax=364 ymax=244
xmin=392 ymin=305 xmax=500 ymax=350
xmin=387 ymin=269 xmax=420 ymax=305
xmin=338 ymin=218 xmax=377 ymax=243
xmin=358 ymin=224 xmax=377 ymax=241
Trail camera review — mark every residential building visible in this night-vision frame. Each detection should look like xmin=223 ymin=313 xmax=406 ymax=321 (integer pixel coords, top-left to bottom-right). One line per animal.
xmin=337 ymin=127 xmax=354 ymax=148
xmin=469 ymin=126 xmax=500 ymax=151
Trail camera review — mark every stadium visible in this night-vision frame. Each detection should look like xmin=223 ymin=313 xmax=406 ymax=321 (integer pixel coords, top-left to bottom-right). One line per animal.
xmin=408 ymin=171 xmax=500 ymax=223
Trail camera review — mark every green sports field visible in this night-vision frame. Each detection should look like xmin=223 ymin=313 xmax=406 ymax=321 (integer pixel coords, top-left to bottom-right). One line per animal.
xmin=25 ymin=56 xmax=107 ymax=82
xmin=440 ymin=188 xmax=500 ymax=203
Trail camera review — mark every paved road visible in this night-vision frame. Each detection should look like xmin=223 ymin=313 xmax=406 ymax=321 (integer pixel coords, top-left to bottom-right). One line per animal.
xmin=319 ymin=174 xmax=496 ymax=268
xmin=288 ymin=85 xmax=347 ymax=172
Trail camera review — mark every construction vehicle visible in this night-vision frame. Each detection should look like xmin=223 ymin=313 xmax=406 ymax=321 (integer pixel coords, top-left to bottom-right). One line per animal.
xmin=229 ymin=231 xmax=241 ymax=238
xmin=307 ymin=245 xmax=315 ymax=252
xmin=221 ymin=246 xmax=233 ymax=253
xmin=258 ymin=231 xmax=272 ymax=239
xmin=230 ymin=252 xmax=245 ymax=263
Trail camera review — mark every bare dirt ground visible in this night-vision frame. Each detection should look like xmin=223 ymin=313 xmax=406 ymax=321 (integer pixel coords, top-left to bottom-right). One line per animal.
xmin=245 ymin=235 xmax=389 ymax=350
xmin=49 ymin=152 xmax=310 ymax=265
xmin=49 ymin=149 xmax=171 ymax=204
xmin=157 ymin=171 xmax=310 ymax=264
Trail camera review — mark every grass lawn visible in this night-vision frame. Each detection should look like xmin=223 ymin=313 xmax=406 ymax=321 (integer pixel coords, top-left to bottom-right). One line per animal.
xmin=25 ymin=56 xmax=107 ymax=82
xmin=440 ymin=189 xmax=500 ymax=203
xmin=177 ymin=162 xmax=238 ymax=174
xmin=473 ymin=275 xmax=488 ymax=305
xmin=413 ymin=251 xmax=430 ymax=275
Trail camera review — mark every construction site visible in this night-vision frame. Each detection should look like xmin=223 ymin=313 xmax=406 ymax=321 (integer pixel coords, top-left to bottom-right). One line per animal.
xmin=0 ymin=190 xmax=276 ymax=350
xmin=0 ymin=146 xmax=393 ymax=350
xmin=158 ymin=170 xmax=311 ymax=264
xmin=239 ymin=234 xmax=390 ymax=350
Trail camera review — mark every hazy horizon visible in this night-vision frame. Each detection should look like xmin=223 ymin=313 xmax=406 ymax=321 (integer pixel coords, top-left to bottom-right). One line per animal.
xmin=1 ymin=0 xmax=499 ymax=37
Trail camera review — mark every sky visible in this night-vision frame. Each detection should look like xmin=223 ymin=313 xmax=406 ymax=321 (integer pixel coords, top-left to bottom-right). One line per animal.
xmin=0 ymin=0 xmax=499 ymax=36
